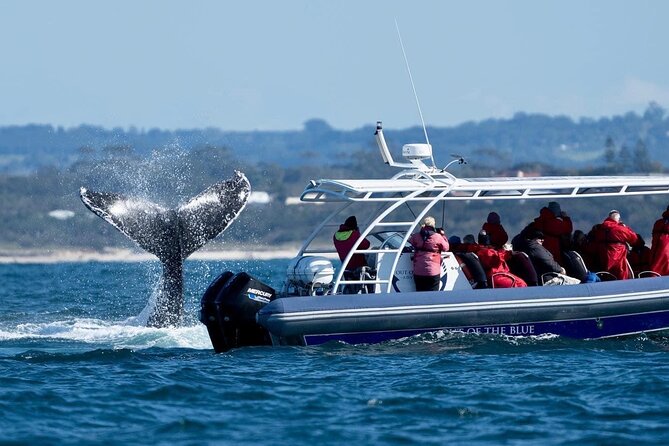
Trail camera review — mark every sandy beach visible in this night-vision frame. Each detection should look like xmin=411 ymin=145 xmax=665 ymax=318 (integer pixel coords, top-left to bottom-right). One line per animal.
xmin=0 ymin=246 xmax=308 ymax=264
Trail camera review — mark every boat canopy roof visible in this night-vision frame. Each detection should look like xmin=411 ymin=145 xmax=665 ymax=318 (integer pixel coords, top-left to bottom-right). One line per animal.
xmin=302 ymin=170 xmax=669 ymax=203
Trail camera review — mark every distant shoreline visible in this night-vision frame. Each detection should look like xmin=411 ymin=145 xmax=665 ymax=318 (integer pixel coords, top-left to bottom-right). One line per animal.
xmin=0 ymin=246 xmax=309 ymax=264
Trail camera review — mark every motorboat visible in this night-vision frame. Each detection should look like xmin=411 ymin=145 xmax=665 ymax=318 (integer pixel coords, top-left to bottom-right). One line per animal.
xmin=200 ymin=122 xmax=669 ymax=352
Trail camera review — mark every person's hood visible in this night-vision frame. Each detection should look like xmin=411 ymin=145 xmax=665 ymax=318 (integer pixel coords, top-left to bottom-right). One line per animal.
xmin=538 ymin=207 xmax=554 ymax=219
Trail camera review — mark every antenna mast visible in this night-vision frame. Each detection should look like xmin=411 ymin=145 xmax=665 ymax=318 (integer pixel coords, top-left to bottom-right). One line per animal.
xmin=394 ymin=19 xmax=436 ymax=168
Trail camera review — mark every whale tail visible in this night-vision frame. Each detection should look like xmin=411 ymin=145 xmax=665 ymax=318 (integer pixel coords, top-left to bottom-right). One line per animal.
xmin=80 ymin=171 xmax=251 ymax=326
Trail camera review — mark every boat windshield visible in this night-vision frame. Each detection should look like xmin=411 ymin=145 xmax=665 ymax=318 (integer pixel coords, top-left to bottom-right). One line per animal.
xmin=368 ymin=231 xmax=411 ymax=251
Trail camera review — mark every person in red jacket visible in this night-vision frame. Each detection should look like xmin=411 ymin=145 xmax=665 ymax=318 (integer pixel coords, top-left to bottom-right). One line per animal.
xmin=530 ymin=201 xmax=573 ymax=266
xmin=409 ymin=216 xmax=449 ymax=291
xmin=601 ymin=210 xmax=638 ymax=280
xmin=650 ymin=206 xmax=669 ymax=276
xmin=333 ymin=215 xmax=370 ymax=271
xmin=481 ymin=211 xmax=509 ymax=249
xmin=475 ymin=231 xmax=527 ymax=288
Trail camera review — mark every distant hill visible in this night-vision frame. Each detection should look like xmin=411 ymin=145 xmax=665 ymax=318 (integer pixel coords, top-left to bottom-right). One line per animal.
xmin=0 ymin=104 xmax=668 ymax=252
xmin=1 ymin=102 xmax=668 ymax=174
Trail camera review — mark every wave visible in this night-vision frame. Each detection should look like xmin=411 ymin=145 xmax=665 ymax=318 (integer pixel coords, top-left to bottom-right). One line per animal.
xmin=0 ymin=317 xmax=212 ymax=350
xmin=313 ymin=328 xmax=669 ymax=355
xmin=3 ymin=316 xmax=669 ymax=356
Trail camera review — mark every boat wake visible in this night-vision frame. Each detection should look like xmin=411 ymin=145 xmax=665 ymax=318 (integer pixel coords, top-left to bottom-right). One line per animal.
xmin=0 ymin=318 xmax=211 ymax=350
xmin=312 ymin=328 xmax=669 ymax=355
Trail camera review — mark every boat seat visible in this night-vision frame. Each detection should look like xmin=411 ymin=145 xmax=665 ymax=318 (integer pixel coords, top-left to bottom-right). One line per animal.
xmin=455 ymin=252 xmax=488 ymax=289
xmin=343 ymin=266 xmax=376 ymax=294
xmin=625 ymin=258 xmax=634 ymax=280
xmin=593 ymin=261 xmax=635 ymax=282
xmin=638 ymin=270 xmax=661 ymax=279
xmin=562 ymin=250 xmax=589 ymax=282
xmin=491 ymin=272 xmax=520 ymax=288
xmin=540 ymin=272 xmax=559 ymax=285
xmin=507 ymin=251 xmax=538 ymax=286
xmin=540 ymin=272 xmax=582 ymax=286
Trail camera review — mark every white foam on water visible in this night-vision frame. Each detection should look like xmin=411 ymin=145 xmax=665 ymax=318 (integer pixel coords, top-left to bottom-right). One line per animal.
xmin=0 ymin=318 xmax=212 ymax=350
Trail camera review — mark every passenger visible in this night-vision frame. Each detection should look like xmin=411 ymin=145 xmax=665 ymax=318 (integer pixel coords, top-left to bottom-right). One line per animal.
xmin=409 ymin=216 xmax=449 ymax=291
xmin=629 ymin=234 xmax=651 ymax=277
xmin=571 ymin=230 xmax=588 ymax=252
xmin=585 ymin=223 xmax=607 ymax=272
xmin=452 ymin=234 xmax=479 ymax=253
xmin=511 ymin=223 xmax=534 ymax=252
xmin=600 ymin=210 xmax=638 ymax=280
xmin=572 ymin=229 xmax=599 ymax=271
xmin=530 ymin=201 xmax=573 ymax=265
xmin=650 ymin=205 xmax=669 ymax=275
xmin=475 ymin=231 xmax=527 ymax=288
xmin=523 ymin=230 xmax=580 ymax=285
xmin=333 ymin=215 xmax=370 ymax=271
xmin=448 ymin=235 xmax=463 ymax=252
xmin=458 ymin=234 xmax=480 ymax=253
xmin=481 ymin=212 xmax=509 ymax=249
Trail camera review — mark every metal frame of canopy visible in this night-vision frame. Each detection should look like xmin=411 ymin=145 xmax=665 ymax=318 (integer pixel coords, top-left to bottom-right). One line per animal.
xmin=301 ymin=173 xmax=669 ymax=203
xmin=296 ymin=170 xmax=669 ymax=295
xmin=292 ymin=123 xmax=669 ymax=295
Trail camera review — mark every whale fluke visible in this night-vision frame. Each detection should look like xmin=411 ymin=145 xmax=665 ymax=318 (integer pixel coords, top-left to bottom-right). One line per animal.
xmin=80 ymin=171 xmax=251 ymax=327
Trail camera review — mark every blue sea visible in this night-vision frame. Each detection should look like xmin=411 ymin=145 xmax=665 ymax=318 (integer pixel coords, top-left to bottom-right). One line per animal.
xmin=2 ymin=259 xmax=669 ymax=445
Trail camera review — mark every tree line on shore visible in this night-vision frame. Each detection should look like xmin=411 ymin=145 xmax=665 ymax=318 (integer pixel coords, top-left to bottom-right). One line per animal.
xmin=2 ymin=102 xmax=669 ymax=175
xmin=1 ymin=130 xmax=668 ymax=253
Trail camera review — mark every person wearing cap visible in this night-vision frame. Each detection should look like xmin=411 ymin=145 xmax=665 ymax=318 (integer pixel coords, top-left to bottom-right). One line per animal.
xmin=600 ymin=210 xmax=638 ymax=280
xmin=529 ymin=201 xmax=573 ymax=266
xmin=523 ymin=230 xmax=568 ymax=278
xmin=524 ymin=230 xmax=582 ymax=285
xmin=650 ymin=205 xmax=669 ymax=275
xmin=475 ymin=230 xmax=527 ymax=288
xmin=409 ymin=216 xmax=449 ymax=291
xmin=481 ymin=211 xmax=508 ymax=249
xmin=333 ymin=215 xmax=370 ymax=271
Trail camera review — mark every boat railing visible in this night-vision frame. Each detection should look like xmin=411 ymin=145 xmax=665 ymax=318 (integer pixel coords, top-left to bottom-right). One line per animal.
xmin=329 ymin=180 xmax=458 ymax=294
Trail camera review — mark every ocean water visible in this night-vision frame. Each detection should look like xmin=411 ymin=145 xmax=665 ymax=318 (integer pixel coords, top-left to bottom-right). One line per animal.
xmin=2 ymin=259 xmax=669 ymax=445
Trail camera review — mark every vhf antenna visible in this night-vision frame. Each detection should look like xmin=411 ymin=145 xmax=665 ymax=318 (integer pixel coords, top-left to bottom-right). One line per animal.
xmin=395 ymin=19 xmax=436 ymax=168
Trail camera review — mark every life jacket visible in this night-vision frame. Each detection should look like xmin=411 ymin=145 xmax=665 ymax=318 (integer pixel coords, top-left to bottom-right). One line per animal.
xmin=333 ymin=226 xmax=370 ymax=270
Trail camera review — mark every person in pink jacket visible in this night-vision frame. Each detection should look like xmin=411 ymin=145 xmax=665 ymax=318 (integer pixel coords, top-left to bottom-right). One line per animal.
xmin=409 ymin=216 xmax=449 ymax=291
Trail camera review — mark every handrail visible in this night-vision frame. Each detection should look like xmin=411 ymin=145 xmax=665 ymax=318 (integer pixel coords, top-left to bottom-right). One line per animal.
xmin=332 ymin=186 xmax=430 ymax=294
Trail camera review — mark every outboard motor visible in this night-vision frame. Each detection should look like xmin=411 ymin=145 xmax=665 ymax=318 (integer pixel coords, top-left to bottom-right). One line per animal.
xmin=200 ymin=271 xmax=276 ymax=353
xmin=200 ymin=271 xmax=235 ymax=352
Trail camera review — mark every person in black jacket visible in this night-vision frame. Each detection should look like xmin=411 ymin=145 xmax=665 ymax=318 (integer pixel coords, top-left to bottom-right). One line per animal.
xmin=523 ymin=230 xmax=566 ymax=277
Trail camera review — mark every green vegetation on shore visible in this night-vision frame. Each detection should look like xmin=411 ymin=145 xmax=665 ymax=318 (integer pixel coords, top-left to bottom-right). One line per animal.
xmin=2 ymin=105 xmax=669 ymax=251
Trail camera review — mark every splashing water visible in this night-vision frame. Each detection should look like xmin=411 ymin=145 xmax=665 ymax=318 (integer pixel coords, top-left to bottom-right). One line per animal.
xmin=0 ymin=318 xmax=212 ymax=351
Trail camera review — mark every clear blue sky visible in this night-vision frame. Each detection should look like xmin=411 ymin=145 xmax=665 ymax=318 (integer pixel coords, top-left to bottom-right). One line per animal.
xmin=1 ymin=0 xmax=668 ymax=131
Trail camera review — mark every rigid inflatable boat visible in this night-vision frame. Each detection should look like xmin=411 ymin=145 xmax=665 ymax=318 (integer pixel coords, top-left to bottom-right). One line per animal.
xmin=200 ymin=122 xmax=669 ymax=352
